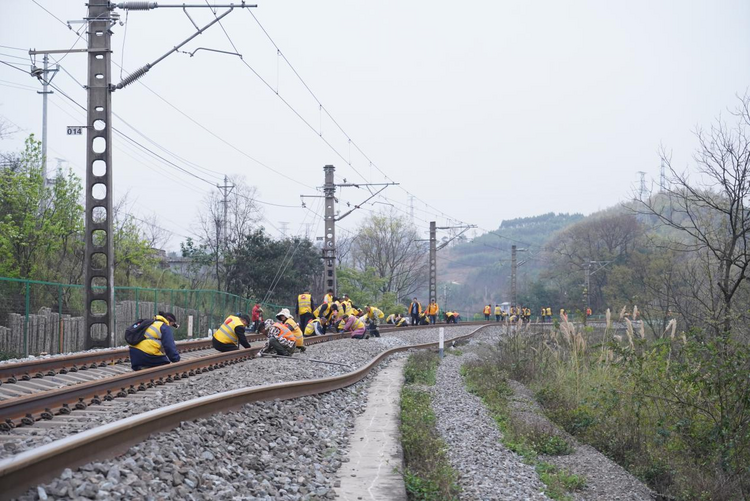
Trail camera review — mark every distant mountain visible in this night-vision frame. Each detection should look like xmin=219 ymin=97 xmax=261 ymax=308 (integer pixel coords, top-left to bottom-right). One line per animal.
xmin=438 ymin=212 xmax=584 ymax=312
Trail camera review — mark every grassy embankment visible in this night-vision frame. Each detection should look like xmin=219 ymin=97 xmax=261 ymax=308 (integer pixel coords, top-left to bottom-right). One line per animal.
xmin=483 ymin=315 xmax=750 ymax=500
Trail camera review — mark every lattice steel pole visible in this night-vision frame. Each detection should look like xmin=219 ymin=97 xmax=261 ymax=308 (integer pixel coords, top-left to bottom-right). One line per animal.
xmin=429 ymin=221 xmax=437 ymax=304
xmin=83 ymin=0 xmax=115 ymax=348
xmin=511 ymin=244 xmax=517 ymax=309
xmin=323 ymin=165 xmax=337 ymax=296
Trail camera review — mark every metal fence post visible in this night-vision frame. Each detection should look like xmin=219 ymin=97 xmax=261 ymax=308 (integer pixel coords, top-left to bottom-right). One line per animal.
xmin=23 ymin=281 xmax=30 ymax=357
xmin=210 ymin=291 xmax=215 ymax=333
xmin=135 ymin=287 xmax=140 ymax=319
xmin=154 ymin=289 xmax=159 ymax=316
xmin=58 ymin=284 xmax=63 ymax=354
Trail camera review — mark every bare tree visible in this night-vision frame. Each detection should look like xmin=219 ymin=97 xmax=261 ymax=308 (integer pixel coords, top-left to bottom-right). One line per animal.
xmin=635 ymin=95 xmax=750 ymax=338
xmin=350 ymin=209 xmax=427 ymax=300
xmin=195 ymin=176 xmax=262 ymax=291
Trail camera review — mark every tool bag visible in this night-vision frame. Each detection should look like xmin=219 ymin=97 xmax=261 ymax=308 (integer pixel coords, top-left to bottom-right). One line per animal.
xmin=125 ymin=318 xmax=155 ymax=346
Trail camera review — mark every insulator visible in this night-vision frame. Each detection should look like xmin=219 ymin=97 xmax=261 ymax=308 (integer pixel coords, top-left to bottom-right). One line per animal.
xmin=116 ymin=64 xmax=151 ymax=90
xmin=118 ymin=2 xmax=157 ymax=10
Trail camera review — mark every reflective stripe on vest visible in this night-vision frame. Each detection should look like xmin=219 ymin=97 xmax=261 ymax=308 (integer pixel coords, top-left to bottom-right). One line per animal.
xmin=298 ymin=294 xmax=312 ymax=314
xmin=133 ymin=320 xmax=165 ymax=356
xmin=214 ymin=315 xmax=242 ymax=345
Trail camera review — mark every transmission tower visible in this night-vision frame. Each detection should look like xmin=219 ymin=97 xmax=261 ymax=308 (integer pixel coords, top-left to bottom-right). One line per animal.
xmin=279 ymin=221 xmax=290 ymax=237
xmin=637 ymin=171 xmax=648 ymax=200
xmin=217 ymin=175 xmax=235 ymax=252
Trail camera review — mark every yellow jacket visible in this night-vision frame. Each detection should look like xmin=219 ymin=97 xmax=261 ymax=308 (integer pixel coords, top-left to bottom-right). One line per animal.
xmin=425 ymin=303 xmax=439 ymax=315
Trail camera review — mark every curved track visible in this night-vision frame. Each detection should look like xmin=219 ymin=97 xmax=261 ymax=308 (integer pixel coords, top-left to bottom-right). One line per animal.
xmin=0 ymin=324 xmax=490 ymax=500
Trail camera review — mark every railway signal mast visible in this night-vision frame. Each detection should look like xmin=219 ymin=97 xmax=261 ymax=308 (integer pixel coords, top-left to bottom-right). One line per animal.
xmin=29 ymin=1 xmax=256 ymax=349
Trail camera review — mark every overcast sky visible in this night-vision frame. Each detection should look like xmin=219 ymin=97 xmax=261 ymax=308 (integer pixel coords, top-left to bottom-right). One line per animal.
xmin=1 ymin=0 xmax=749 ymax=250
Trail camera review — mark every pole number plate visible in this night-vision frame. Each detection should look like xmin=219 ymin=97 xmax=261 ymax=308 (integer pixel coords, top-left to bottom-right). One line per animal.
xmin=66 ymin=126 xmax=84 ymax=135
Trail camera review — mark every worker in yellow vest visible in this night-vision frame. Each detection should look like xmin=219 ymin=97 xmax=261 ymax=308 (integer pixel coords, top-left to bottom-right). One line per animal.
xmin=425 ymin=300 xmax=439 ymax=324
xmin=408 ymin=298 xmax=422 ymax=326
xmin=276 ymin=309 xmax=305 ymax=352
xmin=323 ymin=289 xmax=334 ymax=305
xmin=386 ymin=313 xmax=397 ymax=324
xmin=296 ymin=289 xmax=316 ymax=331
xmin=395 ymin=314 xmax=408 ymax=327
xmin=494 ymin=304 xmax=501 ymax=322
xmin=545 ymin=307 xmax=552 ymax=321
xmin=304 ymin=317 xmax=326 ymax=337
xmin=128 ymin=311 xmax=181 ymax=371
xmin=258 ymin=319 xmax=297 ymax=356
xmin=212 ymin=313 xmax=252 ymax=352
xmin=483 ymin=305 xmax=491 ymax=321
xmin=363 ymin=305 xmax=384 ymax=338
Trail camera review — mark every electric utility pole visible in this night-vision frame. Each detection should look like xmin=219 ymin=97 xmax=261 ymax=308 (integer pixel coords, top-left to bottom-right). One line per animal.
xmin=30 ymin=1 xmax=255 ymax=348
xmin=511 ymin=245 xmax=517 ymax=309
xmin=32 ymin=54 xmax=58 ymax=183
xmin=423 ymin=223 xmax=475 ymax=307
xmin=217 ymin=175 xmax=235 ymax=251
xmin=301 ymin=165 xmax=398 ymax=297
xmin=583 ymin=260 xmax=610 ymax=325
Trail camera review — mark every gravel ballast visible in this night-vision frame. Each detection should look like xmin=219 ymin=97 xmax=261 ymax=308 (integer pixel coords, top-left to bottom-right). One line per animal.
xmin=1 ymin=325 xmax=479 ymax=459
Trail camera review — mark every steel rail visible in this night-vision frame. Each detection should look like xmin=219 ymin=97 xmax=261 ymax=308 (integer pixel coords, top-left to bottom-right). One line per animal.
xmin=0 ymin=322 xmax=481 ymax=428
xmin=0 ymin=324 xmax=491 ymax=500
xmin=0 ymin=322 xmax=484 ymax=382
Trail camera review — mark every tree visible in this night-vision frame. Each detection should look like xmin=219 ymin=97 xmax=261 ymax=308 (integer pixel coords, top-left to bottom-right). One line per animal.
xmin=635 ymin=95 xmax=750 ymax=338
xmin=225 ymin=228 xmax=322 ymax=306
xmin=350 ymin=210 xmax=427 ymax=301
xmin=0 ymin=135 xmax=83 ymax=279
xmin=195 ymin=177 xmax=262 ymax=291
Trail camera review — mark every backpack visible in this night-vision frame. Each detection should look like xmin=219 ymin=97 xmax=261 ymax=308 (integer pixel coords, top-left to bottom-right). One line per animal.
xmin=125 ymin=318 xmax=155 ymax=346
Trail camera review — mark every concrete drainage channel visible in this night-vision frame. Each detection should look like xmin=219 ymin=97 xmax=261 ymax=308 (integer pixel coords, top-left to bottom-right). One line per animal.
xmin=0 ymin=324 xmax=491 ymax=500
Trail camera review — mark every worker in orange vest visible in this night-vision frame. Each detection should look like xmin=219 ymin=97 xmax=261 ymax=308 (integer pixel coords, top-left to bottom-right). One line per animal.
xmin=257 ymin=319 xmax=297 ymax=357
xmin=483 ymin=305 xmax=491 ymax=321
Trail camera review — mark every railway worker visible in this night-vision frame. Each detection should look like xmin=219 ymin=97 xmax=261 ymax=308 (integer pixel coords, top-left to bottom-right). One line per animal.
xmin=540 ymin=307 xmax=546 ymax=323
xmin=396 ymin=314 xmax=409 ymax=327
xmin=386 ymin=313 xmax=397 ymax=324
xmin=129 ymin=311 xmax=181 ymax=371
xmin=408 ymin=297 xmax=422 ymax=326
xmin=251 ymin=303 xmax=263 ymax=332
xmin=276 ymin=309 xmax=306 ymax=352
xmin=425 ymin=300 xmax=439 ymax=324
xmin=212 ymin=313 xmax=252 ymax=352
xmin=586 ymin=307 xmax=592 ymax=318
xmin=323 ymin=289 xmax=334 ymax=304
xmin=257 ymin=319 xmax=297 ymax=357
xmin=483 ymin=305 xmax=491 ymax=321
xmin=296 ymin=289 xmax=315 ymax=331
xmin=494 ymin=304 xmax=501 ymax=322
xmin=305 ymin=316 xmax=326 ymax=337
xmin=363 ymin=305 xmax=385 ymax=338
xmin=314 ymin=300 xmax=338 ymax=323
xmin=340 ymin=314 xmax=368 ymax=339
xmin=445 ymin=311 xmax=456 ymax=324
xmin=545 ymin=307 xmax=552 ymax=322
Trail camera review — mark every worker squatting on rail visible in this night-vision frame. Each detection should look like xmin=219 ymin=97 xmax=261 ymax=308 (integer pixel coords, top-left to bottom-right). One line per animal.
xmin=257 ymin=319 xmax=298 ymax=357
xmin=127 ymin=311 xmax=181 ymax=371
xmin=212 ymin=313 xmax=252 ymax=352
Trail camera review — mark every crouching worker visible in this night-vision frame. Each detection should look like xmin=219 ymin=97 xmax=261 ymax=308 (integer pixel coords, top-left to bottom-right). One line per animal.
xmin=257 ymin=319 xmax=297 ymax=357
xmin=363 ymin=305 xmax=384 ymax=338
xmin=212 ymin=313 xmax=252 ymax=352
xmin=341 ymin=314 xmax=368 ymax=339
xmin=304 ymin=316 xmax=326 ymax=337
xmin=395 ymin=314 xmax=408 ymax=327
xmin=126 ymin=311 xmax=180 ymax=371
xmin=276 ymin=308 xmax=306 ymax=352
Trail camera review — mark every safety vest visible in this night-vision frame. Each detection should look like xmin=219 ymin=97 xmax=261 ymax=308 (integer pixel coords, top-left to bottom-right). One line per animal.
xmin=365 ymin=307 xmax=384 ymax=320
xmin=386 ymin=314 xmax=396 ymax=324
xmin=341 ymin=300 xmax=353 ymax=315
xmin=272 ymin=321 xmax=297 ymax=343
xmin=323 ymin=293 xmax=333 ymax=304
xmin=494 ymin=306 xmax=501 ymax=315
xmin=349 ymin=317 xmax=365 ymax=332
xmin=426 ymin=303 xmax=439 ymax=315
xmin=298 ymin=293 xmax=312 ymax=314
xmin=132 ymin=316 xmax=168 ymax=356
xmin=546 ymin=307 xmax=552 ymax=316
xmin=484 ymin=306 xmax=491 ymax=315
xmin=305 ymin=318 xmax=323 ymax=336
xmin=214 ymin=315 xmax=244 ymax=346
xmin=396 ymin=317 xmax=408 ymax=327
xmin=284 ymin=318 xmax=304 ymax=347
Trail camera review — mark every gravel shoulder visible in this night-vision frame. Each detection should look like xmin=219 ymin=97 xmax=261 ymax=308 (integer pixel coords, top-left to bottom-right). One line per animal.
xmin=432 ymin=350 xmax=549 ymax=500
xmin=508 ymin=380 xmax=654 ymax=501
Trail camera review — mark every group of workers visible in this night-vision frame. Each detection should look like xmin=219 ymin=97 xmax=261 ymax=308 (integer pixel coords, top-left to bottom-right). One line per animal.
xmin=126 ymin=289 xmax=392 ymax=371
xmin=483 ymin=305 xmax=533 ymax=322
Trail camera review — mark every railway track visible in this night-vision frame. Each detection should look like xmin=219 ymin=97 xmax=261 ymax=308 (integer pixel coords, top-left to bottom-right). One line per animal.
xmin=0 ymin=323 xmax=492 ymax=500
xmin=0 ymin=322 xmax=483 ymax=431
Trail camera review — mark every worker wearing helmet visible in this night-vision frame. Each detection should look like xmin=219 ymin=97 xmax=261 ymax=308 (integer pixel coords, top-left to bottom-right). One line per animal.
xmin=212 ymin=313 xmax=252 ymax=352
